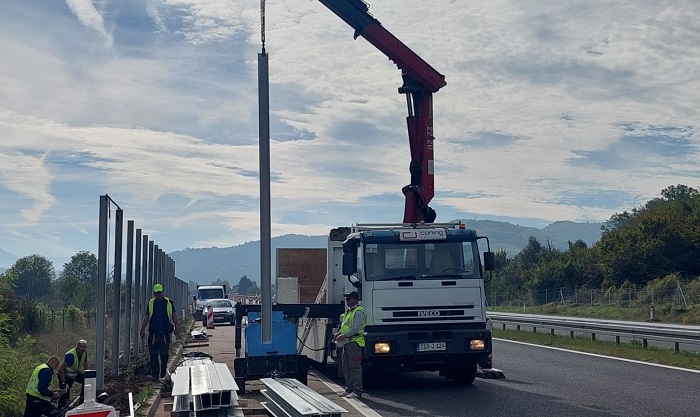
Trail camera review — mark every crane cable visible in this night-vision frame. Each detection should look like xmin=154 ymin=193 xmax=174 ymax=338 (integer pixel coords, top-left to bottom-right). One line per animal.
xmin=260 ymin=0 xmax=266 ymax=52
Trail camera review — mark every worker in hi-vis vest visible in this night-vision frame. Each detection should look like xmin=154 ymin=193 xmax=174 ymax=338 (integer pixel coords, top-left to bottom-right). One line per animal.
xmin=24 ymin=355 xmax=62 ymax=417
xmin=140 ymin=283 xmax=181 ymax=381
xmin=57 ymin=339 xmax=88 ymax=408
xmin=333 ymin=291 xmax=366 ymax=398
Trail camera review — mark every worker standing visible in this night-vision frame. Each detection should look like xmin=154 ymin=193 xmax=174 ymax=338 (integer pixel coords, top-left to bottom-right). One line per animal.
xmin=140 ymin=283 xmax=181 ymax=381
xmin=24 ymin=355 xmax=62 ymax=417
xmin=57 ymin=339 xmax=88 ymax=408
xmin=333 ymin=291 xmax=366 ymax=398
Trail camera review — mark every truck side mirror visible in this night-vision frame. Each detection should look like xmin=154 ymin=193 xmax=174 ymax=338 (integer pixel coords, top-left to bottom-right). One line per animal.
xmin=483 ymin=251 xmax=495 ymax=271
xmin=342 ymin=252 xmax=357 ymax=276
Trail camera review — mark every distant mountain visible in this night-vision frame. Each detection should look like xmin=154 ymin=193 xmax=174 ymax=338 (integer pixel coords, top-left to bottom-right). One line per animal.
xmin=0 ymin=248 xmax=18 ymax=269
xmin=466 ymin=220 xmax=603 ymax=254
xmin=170 ymin=221 xmax=602 ymax=285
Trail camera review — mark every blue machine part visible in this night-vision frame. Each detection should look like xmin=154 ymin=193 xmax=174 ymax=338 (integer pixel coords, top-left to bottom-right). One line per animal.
xmin=246 ymin=311 xmax=297 ymax=357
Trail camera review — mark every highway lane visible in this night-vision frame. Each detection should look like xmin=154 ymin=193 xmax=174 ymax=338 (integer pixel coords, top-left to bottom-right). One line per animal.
xmin=345 ymin=339 xmax=700 ymax=417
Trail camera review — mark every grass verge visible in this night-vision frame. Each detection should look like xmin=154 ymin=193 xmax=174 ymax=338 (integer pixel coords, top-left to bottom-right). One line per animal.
xmin=493 ymin=328 xmax=700 ymax=371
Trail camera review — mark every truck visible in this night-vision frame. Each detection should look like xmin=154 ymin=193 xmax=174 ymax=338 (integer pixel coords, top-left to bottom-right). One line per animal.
xmin=233 ymin=0 xmax=501 ymax=389
xmin=294 ymin=0 xmax=500 ymax=384
xmin=194 ymin=284 xmax=228 ymax=319
xmin=285 ymin=222 xmax=495 ymax=385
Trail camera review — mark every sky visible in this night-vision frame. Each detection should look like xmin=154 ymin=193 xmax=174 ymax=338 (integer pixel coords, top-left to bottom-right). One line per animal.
xmin=1 ymin=0 xmax=698 ymax=267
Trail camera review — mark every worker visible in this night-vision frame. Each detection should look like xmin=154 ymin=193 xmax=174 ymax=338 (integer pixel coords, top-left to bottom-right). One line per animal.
xmin=140 ymin=283 xmax=181 ymax=381
xmin=24 ymin=355 xmax=62 ymax=417
xmin=57 ymin=339 xmax=88 ymax=408
xmin=333 ymin=291 xmax=366 ymax=398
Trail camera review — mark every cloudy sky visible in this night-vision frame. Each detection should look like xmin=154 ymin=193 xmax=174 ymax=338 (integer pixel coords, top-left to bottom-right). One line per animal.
xmin=1 ymin=0 xmax=698 ymax=265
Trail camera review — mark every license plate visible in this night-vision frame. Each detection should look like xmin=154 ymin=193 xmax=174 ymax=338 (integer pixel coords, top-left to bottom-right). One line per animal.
xmin=416 ymin=342 xmax=446 ymax=352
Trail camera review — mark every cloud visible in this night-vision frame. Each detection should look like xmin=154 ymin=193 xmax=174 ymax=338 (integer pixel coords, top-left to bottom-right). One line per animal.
xmin=65 ymin=0 xmax=113 ymax=45
xmin=1 ymin=0 xmax=699 ymax=259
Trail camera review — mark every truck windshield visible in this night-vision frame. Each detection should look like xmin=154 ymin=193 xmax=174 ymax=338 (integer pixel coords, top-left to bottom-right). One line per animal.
xmin=363 ymin=241 xmax=479 ymax=281
xmin=198 ymin=289 xmax=224 ymax=299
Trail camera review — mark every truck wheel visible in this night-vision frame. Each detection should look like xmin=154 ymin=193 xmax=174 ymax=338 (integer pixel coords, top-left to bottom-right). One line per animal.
xmin=451 ymin=360 xmax=477 ymax=386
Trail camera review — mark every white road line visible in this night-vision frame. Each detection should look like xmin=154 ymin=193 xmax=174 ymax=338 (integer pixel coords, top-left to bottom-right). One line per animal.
xmin=309 ymin=370 xmax=384 ymax=417
xmin=496 ymin=338 xmax=700 ymax=374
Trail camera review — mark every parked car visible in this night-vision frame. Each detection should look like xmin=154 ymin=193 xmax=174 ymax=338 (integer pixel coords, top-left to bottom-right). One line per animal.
xmin=206 ymin=298 xmax=235 ymax=325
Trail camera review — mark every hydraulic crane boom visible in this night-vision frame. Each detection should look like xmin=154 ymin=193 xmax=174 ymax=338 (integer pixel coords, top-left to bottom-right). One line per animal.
xmin=318 ymin=0 xmax=447 ymax=223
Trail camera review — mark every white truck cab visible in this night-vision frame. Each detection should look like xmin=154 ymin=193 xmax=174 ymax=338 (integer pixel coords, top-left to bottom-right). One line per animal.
xmin=194 ymin=284 xmax=227 ymax=318
xmin=334 ymin=223 xmax=495 ymax=385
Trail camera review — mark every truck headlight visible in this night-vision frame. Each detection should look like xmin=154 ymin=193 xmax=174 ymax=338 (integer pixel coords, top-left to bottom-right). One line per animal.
xmin=374 ymin=342 xmax=392 ymax=354
xmin=470 ymin=339 xmax=486 ymax=350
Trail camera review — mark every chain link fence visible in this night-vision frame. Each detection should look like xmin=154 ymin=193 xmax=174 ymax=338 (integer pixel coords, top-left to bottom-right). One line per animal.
xmin=488 ymin=282 xmax=700 ymax=308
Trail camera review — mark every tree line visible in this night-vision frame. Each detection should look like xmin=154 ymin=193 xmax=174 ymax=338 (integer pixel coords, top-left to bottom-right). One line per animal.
xmin=0 ymin=249 xmax=265 ymax=338
xmin=488 ymin=184 xmax=700 ymax=300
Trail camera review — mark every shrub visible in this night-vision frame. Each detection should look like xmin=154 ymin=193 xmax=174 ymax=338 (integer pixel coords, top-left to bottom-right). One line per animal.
xmin=0 ymin=336 xmax=41 ymax=417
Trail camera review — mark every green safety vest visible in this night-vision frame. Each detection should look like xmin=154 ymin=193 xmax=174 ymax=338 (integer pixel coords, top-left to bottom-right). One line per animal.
xmin=26 ymin=363 xmax=51 ymax=401
xmin=65 ymin=348 xmax=87 ymax=378
xmin=340 ymin=305 xmax=366 ymax=348
xmin=148 ymin=297 xmax=174 ymax=327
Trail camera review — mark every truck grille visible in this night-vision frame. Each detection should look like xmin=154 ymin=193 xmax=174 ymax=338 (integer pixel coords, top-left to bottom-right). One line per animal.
xmin=380 ymin=305 xmax=476 ymax=323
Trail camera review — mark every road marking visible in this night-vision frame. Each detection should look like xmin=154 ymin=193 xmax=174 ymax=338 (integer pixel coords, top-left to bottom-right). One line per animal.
xmin=309 ymin=370 xmax=383 ymax=417
xmin=496 ymin=338 xmax=700 ymax=374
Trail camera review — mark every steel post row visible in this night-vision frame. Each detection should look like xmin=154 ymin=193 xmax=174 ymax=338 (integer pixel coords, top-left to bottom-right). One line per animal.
xmin=95 ymin=194 xmax=190 ymax=390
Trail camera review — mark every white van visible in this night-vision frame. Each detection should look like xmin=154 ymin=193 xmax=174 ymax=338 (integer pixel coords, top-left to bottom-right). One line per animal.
xmin=194 ymin=284 xmax=227 ymax=318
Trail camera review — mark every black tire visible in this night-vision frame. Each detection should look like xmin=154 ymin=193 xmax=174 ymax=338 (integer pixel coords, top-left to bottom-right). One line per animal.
xmin=451 ymin=360 xmax=477 ymax=386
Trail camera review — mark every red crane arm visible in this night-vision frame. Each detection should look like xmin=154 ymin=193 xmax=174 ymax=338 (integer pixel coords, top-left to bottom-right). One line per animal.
xmin=318 ymin=0 xmax=446 ymax=223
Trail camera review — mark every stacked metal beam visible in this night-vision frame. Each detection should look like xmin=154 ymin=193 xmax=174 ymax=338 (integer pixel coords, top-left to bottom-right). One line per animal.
xmin=171 ymin=357 xmax=240 ymax=414
xmin=260 ymin=378 xmax=347 ymax=417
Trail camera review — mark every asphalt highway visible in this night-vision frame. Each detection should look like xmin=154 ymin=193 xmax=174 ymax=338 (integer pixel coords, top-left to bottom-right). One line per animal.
xmin=322 ymin=339 xmax=700 ymax=417
xmin=160 ymin=321 xmax=699 ymax=417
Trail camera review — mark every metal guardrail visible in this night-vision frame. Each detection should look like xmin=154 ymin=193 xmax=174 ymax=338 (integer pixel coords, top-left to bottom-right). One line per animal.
xmin=488 ymin=312 xmax=700 ymax=353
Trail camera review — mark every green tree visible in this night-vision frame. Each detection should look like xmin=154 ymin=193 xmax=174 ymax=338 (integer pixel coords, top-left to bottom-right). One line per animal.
xmin=8 ymin=255 xmax=55 ymax=300
xmin=597 ymin=187 xmax=700 ymax=286
xmin=58 ymin=251 xmax=98 ymax=309
xmin=0 ymin=271 xmax=18 ymax=345
xmin=211 ymin=279 xmax=233 ymax=293
xmin=246 ymin=281 xmax=260 ymax=296
xmin=235 ymin=275 xmax=254 ymax=295
xmin=660 ymin=184 xmax=699 ymax=202
xmin=0 ymin=271 xmax=43 ymax=340
xmin=490 ymin=185 xmax=700 ymax=304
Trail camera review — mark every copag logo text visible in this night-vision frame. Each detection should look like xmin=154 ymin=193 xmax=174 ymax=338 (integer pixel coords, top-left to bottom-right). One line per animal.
xmin=400 ymin=230 xmax=447 ymax=241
